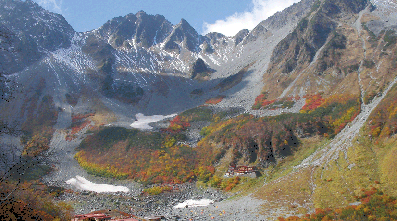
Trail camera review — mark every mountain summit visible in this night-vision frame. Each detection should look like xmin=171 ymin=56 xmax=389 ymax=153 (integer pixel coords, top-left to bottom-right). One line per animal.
xmin=96 ymin=11 xmax=173 ymax=48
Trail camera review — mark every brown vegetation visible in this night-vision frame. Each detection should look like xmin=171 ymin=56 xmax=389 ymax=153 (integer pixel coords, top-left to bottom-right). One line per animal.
xmin=0 ymin=181 xmax=73 ymax=220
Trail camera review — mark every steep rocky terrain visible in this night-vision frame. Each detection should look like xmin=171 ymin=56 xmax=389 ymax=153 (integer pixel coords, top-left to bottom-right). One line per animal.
xmin=0 ymin=0 xmax=321 ymax=135
xmin=1 ymin=0 xmax=397 ymax=220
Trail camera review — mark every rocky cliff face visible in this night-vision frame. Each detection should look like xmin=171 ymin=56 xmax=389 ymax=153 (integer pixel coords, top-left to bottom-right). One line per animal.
xmin=0 ymin=0 xmax=74 ymax=50
xmin=261 ymin=0 xmax=397 ymax=101
xmin=0 ymin=0 xmax=327 ymax=139
xmin=95 ymin=11 xmax=173 ymax=49
xmin=3 ymin=0 xmax=394 ymax=121
xmin=2 ymin=0 xmax=395 ymax=134
xmin=0 ymin=0 xmax=74 ymax=74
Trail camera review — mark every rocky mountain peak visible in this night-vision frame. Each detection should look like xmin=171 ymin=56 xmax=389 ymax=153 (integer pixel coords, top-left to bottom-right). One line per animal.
xmin=179 ymin=18 xmax=189 ymax=26
xmin=154 ymin=14 xmax=166 ymax=21
xmin=135 ymin=10 xmax=147 ymax=18
xmin=203 ymin=32 xmax=227 ymax=48
xmin=96 ymin=11 xmax=173 ymax=48
xmin=0 ymin=0 xmax=75 ymax=51
xmin=206 ymin=32 xmax=226 ymax=40
xmin=163 ymin=18 xmax=201 ymax=52
xmin=0 ymin=0 xmax=75 ymax=74
xmin=176 ymin=18 xmax=198 ymax=35
xmin=242 ymin=24 xmax=272 ymax=45
xmin=190 ymin=58 xmax=211 ymax=79
xmin=234 ymin=29 xmax=249 ymax=45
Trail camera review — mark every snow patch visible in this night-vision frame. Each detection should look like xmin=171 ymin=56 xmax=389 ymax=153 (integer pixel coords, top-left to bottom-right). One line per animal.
xmin=66 ymin=176 xmax=129 ymax=193
xmin=174 ymin=199 xmax=214 ymax=208
xmin=130 ymin=113 xmax=177 ymax=130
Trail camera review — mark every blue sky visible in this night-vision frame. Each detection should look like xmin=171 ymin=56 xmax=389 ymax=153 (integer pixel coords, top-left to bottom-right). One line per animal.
xmin=32 ymin=0 xmax=301 ymax=36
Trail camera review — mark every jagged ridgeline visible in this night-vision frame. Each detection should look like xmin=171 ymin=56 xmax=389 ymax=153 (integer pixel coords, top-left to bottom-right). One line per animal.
xmin=261 ymin=0 xmax=396 ymax=101
xmin=1 ymin=0 xmax=397 ymax=219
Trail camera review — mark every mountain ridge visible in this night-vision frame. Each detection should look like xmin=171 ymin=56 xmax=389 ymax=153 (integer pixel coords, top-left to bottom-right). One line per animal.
xmin=2 ymin=0 xmax=397 ymax=220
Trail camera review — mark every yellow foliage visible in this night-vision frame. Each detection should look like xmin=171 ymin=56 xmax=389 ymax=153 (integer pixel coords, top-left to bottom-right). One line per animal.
xmin=372 ymin=126 xmax=382 ymax=137
xmin=389 ymin=106 xmax=397 ymax=119
xmin=331 ymin=107 xmax=357 ymax=128
xmin=380 ymin=144 xmax=397 ymax=185
xmin=163 ymin=136 xmax=176 ymax=148
xmin=143 ymin=186 xmax=172 ymax=195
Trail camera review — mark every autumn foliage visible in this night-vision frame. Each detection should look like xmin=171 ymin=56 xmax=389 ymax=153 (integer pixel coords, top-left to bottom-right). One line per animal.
xmin=22 ymin=128 xmax=53 ymax=157
xmin=300 ymin=94 xmax=325 ymax=112
xmin=66 ymin=113 xmax=95 ymax=141
xmin=278 ymin=188 xmax=397 ymax=221
xmin=74 ymin=94 xmax=361 ymax=186
xmin=367 ymin=84 xmax=397 ymax=138
xmin=205 ymin=95 xmax=226 ymax=105
xmin=143 ymin=185 xmax=173 ymax=195
xmin=207 ymin=176 xmax=240 ymax=191
xmin=0 ymin=181 xmax=73 ymax=221
xmin=72 ymin=113 xmax=95 ymax=122
xmin=74 ymin=127 xmax=215 ymax=184
xmin=166 ymin=115 xmax=191 ymax=132
xmin=300 ymin=94 xmax=361 ymax=134
xmin=199 ymin=93 xmax=360 ymax=167
xmin=20 ymin=92 xmax=58 ymax=157
xmin=253 ymin=93 xmax=273 ymax=109
xmin=253 ymin=94 xmax=298 ymax=110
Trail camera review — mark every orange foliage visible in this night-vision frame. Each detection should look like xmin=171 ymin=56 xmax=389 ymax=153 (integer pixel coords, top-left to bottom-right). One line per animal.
xmin=253 ymin=95 xmax=298 ymax=110
xmin=66 ymin=113 xmax=95 ymax=140
xmin=0 ymin=181 xmax=73 ymax=220
xmin=368 ymin=85 xmax=397 ymax=138
xmin=20 ymin=93 xmax=58 ymax=156
xmin=205 ymin=95 xmax=226 ymax=105
xmin=71 ymin=120 xmax=91 ymax=135
xmin=165 ymin=115 xmax=191 ymax=132
xmin=253 ymin=94 xmax=276 ymax=109
xmin=23 ymin=133 xmax=51 ymax=157
xmin=301 ymin=94 xmax=325 ymax=113
xmin=278 ymin=188 xmax=397 ymax=221
xmin=299 ymin=94 xmax=361 ymax=134
xmin=72 ymin=113 xmax=95 ymax=123
xmin=75 ymin=127 xmax=215 ymax=184
xmin=223 ymin=176 xmax=240 ymax=191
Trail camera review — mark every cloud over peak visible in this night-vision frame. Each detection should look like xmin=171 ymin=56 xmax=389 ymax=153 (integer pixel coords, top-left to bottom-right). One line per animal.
xmin=202 ymin=0 xmax=301 ymax=37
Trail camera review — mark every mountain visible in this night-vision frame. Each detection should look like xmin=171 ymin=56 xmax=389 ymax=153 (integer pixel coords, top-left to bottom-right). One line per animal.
xmin=1 ymin=0 xmax=397 ymax=220
xmin=0 ymin=0 xmax=74 ymax=74
xmin=0 ymin=0 xmax=317 ymax=123
xmin=255 ymin=0 xmax=397 ymax=123
xmin=94 ymin=11 xmax=173 ymax=49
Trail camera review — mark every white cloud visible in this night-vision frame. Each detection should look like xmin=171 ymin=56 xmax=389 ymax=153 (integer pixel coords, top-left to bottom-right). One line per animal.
xmin=202 ymin=0 xmax=301 ymax=37
xmin=34 ymin=0 xmax=63 ymax=14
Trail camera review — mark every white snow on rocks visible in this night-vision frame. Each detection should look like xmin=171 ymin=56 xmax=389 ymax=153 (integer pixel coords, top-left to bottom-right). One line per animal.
xmin=130 ymin=113 xmax=177 ymax=130
xmin=66 ymin=176 xmax=130 ymax=193
xmin=174 ymin=199 xmax=214 ymax=208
